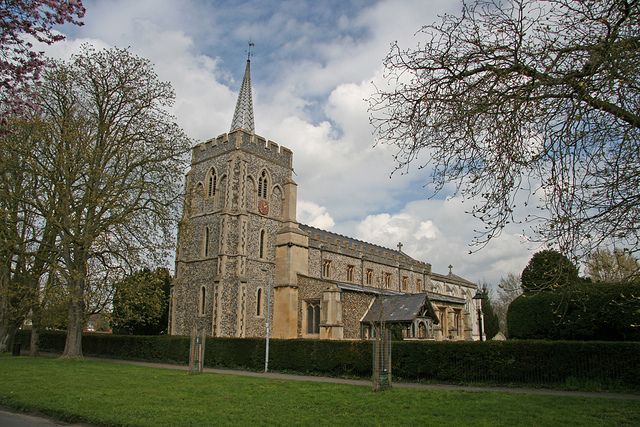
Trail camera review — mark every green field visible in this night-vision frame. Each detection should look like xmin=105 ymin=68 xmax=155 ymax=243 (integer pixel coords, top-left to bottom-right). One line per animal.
xmin=1 ymin=356 xmax=639 ymax=426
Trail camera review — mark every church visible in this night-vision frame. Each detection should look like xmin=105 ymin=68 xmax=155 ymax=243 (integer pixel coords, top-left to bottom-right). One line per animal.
xmin=168 ymin=58 xmax=486 ymax=341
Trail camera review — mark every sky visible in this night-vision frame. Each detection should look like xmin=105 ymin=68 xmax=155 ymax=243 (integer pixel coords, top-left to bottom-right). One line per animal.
xmin=44 ymin=0 xmax=541 ymax=285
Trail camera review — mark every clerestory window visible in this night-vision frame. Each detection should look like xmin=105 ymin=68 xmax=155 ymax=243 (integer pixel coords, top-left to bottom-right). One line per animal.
xmin=322 ymin=260 xmax=332 ymax=278
xmin=366 ymin=269 xmax=373 ymax=285
xmin=346 ymin=265 xmax=354 ymax=282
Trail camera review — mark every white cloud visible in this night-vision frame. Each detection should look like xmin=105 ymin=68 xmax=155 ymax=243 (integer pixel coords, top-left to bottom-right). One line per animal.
xmin=297 ymin=201 xmax=335 ymax=229
xmin=354 ymin=197 xmax=537 ymax=284
xmin=43 ymin=0 xmax=540 ymax=284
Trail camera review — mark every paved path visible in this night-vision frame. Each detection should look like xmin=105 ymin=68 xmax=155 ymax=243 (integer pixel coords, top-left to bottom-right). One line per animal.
xmin=0 ymin=409 xmax=88 ymax=427
xmin=85 ymin=356 xmax=640 ymax=401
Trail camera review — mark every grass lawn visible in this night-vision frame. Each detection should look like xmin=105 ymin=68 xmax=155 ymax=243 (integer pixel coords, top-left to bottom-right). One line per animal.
xmin=1 ymin=356 xmax=639 ymax=426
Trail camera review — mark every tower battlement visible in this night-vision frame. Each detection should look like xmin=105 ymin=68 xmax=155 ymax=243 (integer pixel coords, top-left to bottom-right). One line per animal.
xmin=192 ymin=129 xmax=293 ymax=168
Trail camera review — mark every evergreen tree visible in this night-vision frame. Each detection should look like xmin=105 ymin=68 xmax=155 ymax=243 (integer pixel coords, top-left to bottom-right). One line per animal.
xmin=482 ymin=291 xmax=500 ymax=340
xmin=521 ymin=250 xmax=579 ymax=293
xmin=111 ymin=268 xmax=171 ymax=335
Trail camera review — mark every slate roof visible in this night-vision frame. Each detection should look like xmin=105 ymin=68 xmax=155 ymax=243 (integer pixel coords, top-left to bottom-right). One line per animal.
xmin=230 ymin=59 xmax=255 ymax=133
xmin=427 ymin=292 xmax=466 ymax=305
xmin=361 ymin=293 xmax=439 ymax=324
xmin=299 ymin=223 xmax=429 ymax=270
xmin=337 ymin=282 xmax=401 ymax=296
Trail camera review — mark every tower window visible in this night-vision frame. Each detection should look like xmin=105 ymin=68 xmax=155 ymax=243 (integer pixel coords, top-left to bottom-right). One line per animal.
xmin=199 ymin=286 xmax=206 ymax=316
xmin=366 ymin=269 xmax=373 ymax=285
xmin=207 ymin=168 xmax=217 ymax=198
xmin=258 ymin=170 xmax=268 ymax=199
xmin=322 ymin=260 xmax=332 ymax=278
xmin=259 ymin=230 xmax=266 ymax=258
xmin=204 ymin=227 xmax=210 ymax=257
xmin=346 ymin=265 xmax=354 ymax=282
xmin=256 ymin=288 xmax=263 ymax=317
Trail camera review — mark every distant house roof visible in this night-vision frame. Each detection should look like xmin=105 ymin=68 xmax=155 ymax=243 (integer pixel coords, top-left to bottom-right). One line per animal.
xmin=361 ymin=293 xmax=439 ymax=324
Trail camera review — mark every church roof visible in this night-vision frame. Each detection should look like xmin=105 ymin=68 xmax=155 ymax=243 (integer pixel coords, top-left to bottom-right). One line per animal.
xmin=230 ymin=59 xmax=255 ymax=133
xmin=299 ymin=223 xmax=429 ymax=270
xmin=361 ymin=293 xmax=439 ymax=324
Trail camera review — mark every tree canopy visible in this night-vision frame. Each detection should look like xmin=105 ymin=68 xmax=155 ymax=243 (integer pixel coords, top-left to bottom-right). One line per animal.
xmin=111 ymin=268 xmax=171 ymax=335
xmin=369 ymin=0 xmax=640 ymax=257
xmin=521 ymin=249 xmax=579 ymax=292
xmin=586 ymin=249 xmax=640 ymax=283
xmin=0 ymin=45 xmax=191 ymax=357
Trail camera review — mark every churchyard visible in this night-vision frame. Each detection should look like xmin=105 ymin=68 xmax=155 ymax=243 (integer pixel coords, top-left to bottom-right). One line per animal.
xmin=1 ymin=356 xmax=639 ymax=426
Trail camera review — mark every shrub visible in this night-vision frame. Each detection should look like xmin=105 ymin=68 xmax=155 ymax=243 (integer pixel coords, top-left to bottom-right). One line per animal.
xmin=507 ymin=281 xmax=640 ymax=341
xmin=14 ymin=330 xmax=640 ymax=389
xmin=521 ymin=250 xmax=579 ymax=293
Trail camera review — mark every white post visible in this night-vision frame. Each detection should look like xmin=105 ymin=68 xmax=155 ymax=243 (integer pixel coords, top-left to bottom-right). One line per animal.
xmin=265 ymin=275 xmax=271 ymax=373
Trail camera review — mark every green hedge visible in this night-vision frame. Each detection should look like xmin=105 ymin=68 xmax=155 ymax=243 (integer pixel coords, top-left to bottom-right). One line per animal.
xmin=507 ymin=282 xmax=640 ymax=341
xmin=14 ymin=330 xmax=640 ymax=389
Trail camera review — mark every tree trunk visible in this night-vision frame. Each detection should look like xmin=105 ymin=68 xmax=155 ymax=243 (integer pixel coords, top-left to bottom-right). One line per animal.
xmin=62 ymin=267 xmax=86 ymax=358
xmin=0 ymin=319 xmax=22 ymax=354
xmin=29 ymin=324 xmax=40 ymax=356
xmin=0 ymin=322 xmax=12 ymax=353
xmin=62 ymin=293 xmax=84 ymax=358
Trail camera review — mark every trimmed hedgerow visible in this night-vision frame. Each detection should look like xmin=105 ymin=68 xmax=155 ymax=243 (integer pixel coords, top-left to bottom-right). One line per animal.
xmin=507 ymin=281 xmax=640 ymax=341
xmin=14 ymin=330 xmax=640 ymax=388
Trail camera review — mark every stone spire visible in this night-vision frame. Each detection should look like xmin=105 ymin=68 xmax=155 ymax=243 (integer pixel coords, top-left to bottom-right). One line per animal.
xmin=230 ymin=57 xmax=255 ymax=133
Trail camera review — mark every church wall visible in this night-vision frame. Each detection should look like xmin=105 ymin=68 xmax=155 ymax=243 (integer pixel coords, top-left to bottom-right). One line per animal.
xmin=341 ymin=292 xmax=375 ymax=339
xmin=306 ymin=246 xmax=434 ymax=296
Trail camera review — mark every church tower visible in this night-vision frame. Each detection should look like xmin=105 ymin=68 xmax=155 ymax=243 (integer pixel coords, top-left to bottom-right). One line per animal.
xmin=169 ymin=56 xmax=308 ymax=338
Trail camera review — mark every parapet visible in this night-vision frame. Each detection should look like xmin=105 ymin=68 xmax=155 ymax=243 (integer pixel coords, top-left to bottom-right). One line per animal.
xmin=191 ymin=129 xmax=293 ymax=168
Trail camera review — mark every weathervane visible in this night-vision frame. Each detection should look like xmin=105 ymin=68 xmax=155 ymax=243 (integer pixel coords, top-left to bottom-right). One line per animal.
xmin=247 ymin=41 xmax=255 ymax=61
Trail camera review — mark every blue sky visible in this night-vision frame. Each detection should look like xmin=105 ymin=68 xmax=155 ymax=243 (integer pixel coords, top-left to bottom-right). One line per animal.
xmin=46 ymin=0 xmax=539 ymax=284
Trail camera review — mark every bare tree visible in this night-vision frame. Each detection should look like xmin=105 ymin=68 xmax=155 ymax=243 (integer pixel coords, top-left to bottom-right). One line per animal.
xmin=493 ymin=273 xmax=522 ymax=334
xmin=586 ymin=248 xmax=640 ymax=283
xmin=369 ymin=0 xmax=640 ymax=257
xmin=24 ymin=45 xmax=191 ymax=357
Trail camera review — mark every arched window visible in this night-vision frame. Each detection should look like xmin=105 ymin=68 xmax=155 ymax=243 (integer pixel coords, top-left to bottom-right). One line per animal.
xmin=322 ymin=260 xmax=332 ymax=278
xmin=306 ymin=300 xmax=320 ymax=334
xmin=204 ymin=227 xmax=210 ymax=257
xmin=256 ymin=288 xmax=262 ymax=316
xmin=258 ymin=170 xmax=268 ymax=199
xmin=207 ymin=168 xmax=217 ymax=198
xmin=366 ymin=269 xmax=373 ymax=285
xmin=418 ymin=322 xmax=427 ymax=339
xmin=259 ymin=230 xmax=266 ymax=258
xmin=199 ymin=286 xmax=206 ymax=316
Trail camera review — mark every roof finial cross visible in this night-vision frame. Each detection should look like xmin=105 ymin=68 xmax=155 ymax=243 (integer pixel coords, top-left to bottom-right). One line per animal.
xmin=247 ymin=41 xmax=255 ymax=61
xmin=448 ymin=264 xmax=453 ymax=275
xmin=397 ymin=242 xmax=403 ymax=252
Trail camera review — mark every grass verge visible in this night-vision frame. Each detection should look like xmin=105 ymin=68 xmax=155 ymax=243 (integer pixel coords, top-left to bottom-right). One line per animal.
xmin=1 ymin=355 xmax=639 ymax=426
